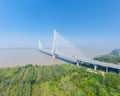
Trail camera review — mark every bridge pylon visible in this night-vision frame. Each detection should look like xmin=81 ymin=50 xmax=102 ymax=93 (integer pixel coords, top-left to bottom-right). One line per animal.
xmin=38 ymin=40 xmax=43 ymax=50
xmin=52 ymin=29 xmax=57 ymax=58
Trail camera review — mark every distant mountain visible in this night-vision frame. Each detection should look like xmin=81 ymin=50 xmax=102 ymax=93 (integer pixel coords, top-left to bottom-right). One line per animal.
xmin=109 ymin=49 xmax=120 ymax=56
xmin=94 ymin=49 xmax=120 ymax=64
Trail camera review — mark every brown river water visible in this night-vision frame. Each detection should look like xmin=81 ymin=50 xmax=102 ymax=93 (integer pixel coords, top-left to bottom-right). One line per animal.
xmin=0 ymin=48 xmax=112 ymax=67
xmin=0 ymin=49 xmax=64 ymax=67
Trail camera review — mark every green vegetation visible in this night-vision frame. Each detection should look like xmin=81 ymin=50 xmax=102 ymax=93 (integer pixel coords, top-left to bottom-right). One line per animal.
xmin=0 ymin=64 xmax=120 ymax=96
xmin=94 ymin=49 xmax=120 ymax=64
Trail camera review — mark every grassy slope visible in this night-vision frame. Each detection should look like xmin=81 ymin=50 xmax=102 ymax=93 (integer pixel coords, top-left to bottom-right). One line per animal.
xmin=0 ymin=64 xmax=120 ymax=96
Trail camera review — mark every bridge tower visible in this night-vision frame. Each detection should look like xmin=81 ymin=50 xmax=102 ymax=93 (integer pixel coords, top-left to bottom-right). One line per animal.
xmin=52 ymin=29 xmax=57 ymax=58
xmin=38 ymin=40 xmax=43 ymax=50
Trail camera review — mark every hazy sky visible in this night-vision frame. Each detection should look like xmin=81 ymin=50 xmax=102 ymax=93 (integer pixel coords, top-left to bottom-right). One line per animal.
xmin=0 ymin=0 xmax=120 ymax=48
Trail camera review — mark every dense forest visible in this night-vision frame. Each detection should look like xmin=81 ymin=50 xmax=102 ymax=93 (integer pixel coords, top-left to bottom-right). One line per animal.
xmin=94 ymin=49 xmax=120 ymax=64
xmin=0 ymin=64 xmax=120 ymax=96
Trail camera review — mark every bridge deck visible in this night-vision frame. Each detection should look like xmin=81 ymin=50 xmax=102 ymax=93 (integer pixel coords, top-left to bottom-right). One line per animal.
xmin=39 ymin=49 xmax=120 ymax=70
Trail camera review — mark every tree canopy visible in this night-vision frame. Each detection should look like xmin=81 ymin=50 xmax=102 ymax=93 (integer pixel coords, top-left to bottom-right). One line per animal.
xmin=0 ymin=64 xmax=120 ymax=96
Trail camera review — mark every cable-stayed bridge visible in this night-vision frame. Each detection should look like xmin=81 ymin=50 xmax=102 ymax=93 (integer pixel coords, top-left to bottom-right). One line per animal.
xmin=38 ymin=29 xmax=120 ymax=73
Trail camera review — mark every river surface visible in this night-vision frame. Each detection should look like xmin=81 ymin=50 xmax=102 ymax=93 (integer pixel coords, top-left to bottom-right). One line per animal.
xmin=0 ymin=49 xmax=64 ymax=67
xmin=0 ymin=48 xmax=112 ymax=67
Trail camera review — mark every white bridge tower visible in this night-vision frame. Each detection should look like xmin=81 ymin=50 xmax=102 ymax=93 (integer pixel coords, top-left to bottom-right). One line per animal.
xmin=52 ymin=29 xmax=57 ymax=58
xmin=38 ymin=40 xmax=43 ymax=50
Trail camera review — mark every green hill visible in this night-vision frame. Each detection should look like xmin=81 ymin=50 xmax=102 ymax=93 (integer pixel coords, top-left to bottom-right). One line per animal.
xmin=94 ymin=49 xmax=120 ymax=64
xmin=109 ymin=49 xmax=120 ymax=56
xmin=0 ymin=64 xmax=120 ymax=96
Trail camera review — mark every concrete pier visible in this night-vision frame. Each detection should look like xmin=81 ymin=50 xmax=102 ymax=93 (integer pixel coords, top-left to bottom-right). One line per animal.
xmin=106 ymin=67 xmax=108 ymax=72
xmin=94 ymin=64 xmax=98 ymax=70
xmin=118 ymin=69 xmax=120 ymax=74
xmin=52 ymin=54 xmax=56 ymax=58
xmin=76 ymin=60 xmax=81 ymax=66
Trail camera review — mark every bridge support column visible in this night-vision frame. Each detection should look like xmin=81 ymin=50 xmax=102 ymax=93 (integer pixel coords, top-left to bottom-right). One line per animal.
xmin=106 ymin=67 xmax=108 ymax=72
xmin=76 ymin=60 xmax=81 ymax=66
xmin=52 ymin=53 xmax=56 ymax=58
xmin=118 ymin=69 xmax=120 ymax=74
xmin=94 ymin=64 xmax=98 ymax=71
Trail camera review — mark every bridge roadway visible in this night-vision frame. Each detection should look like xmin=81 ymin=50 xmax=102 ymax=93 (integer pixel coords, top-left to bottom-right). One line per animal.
xmin=38 ymin=49 xmax=120 ymax=73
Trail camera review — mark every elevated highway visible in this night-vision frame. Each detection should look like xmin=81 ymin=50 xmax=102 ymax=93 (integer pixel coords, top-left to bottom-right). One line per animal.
xmin=39 ymin=48 xmax=120 ymax=73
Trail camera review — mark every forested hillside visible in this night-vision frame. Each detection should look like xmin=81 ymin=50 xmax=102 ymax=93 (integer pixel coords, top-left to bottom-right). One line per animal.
xmin=0 ymin=64 xmax=120 ymax=96
xmin=94 ymin=49 xmax=120 ymax=64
